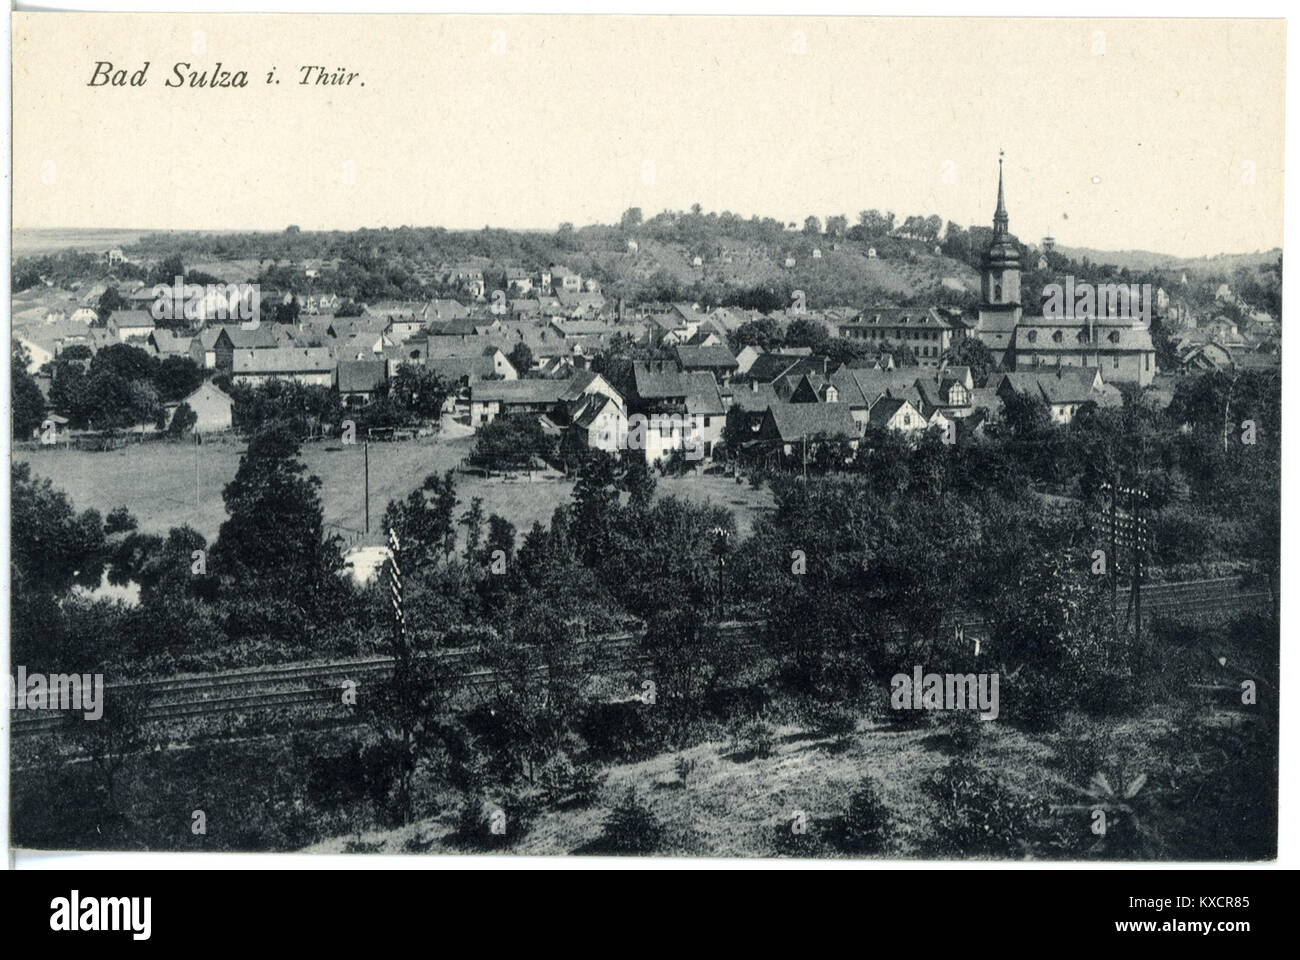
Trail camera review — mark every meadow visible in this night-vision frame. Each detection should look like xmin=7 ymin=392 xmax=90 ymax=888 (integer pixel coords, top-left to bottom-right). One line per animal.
xmin=16 ymin=435 xmax=775 ymax=553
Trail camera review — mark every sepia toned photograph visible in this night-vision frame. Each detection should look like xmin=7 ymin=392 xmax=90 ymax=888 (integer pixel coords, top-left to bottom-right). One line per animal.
xmin=6 ymin=12 xmax=1284 ymax=867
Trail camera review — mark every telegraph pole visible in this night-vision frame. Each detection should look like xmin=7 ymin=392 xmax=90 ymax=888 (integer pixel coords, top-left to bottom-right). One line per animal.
xmin=1131 ymin=484 xmax=1149 ymax=653
xmin=364 ymin=440 xmax=371 ymax=535
xmin=387 ymin=526 xmax=413 ymax=824
xmin=388 ymin=526 xmax=404 ymax=647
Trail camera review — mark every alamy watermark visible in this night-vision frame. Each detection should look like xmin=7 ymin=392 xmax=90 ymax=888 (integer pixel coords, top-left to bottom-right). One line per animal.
xmin=890 ymin=665 xmax=999 ymax=720
xmin=151 ymin=275 xmax=261 ymax=328
xmin=1041 ymin=277 xmax=1152 ymax=329
xmin=6 ymin=666 xmax=104 ymax=720
xmin=596 ymin=412 xmax=707 ymax=461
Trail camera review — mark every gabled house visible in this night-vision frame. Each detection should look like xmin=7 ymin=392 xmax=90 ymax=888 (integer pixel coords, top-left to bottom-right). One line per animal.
xmin=107 ymin=310 xmax=156 ymax=342
xmin=674 ymin=343 xmax=739 ymax=385
xmin=336 ymin=360 xmax=389 ymax=407
xmin=170 ymin=382 xmax=233 ymax=433
xmin=469 ymin=370 xmax=621 ymax=427
xmin=628 ymin=361 xmax=725 ymax=461
xmin=867 ymin=396 xmax=926 ymax=433
xmin=426 ymin=349 xmax=517 ymax=388
xmin=571 ymin=394 xmax=628 ymax=454
xmin=148 ymin=328 xmax=194 ymax=359
xmin=756 ymin=402 xmax=860 ymax=458
xmin=231 ymin=347 xmax=336 ymax=387
xmin=211 ymin=325 xmax=280 ymax=374
xmin=995 ymin=368 xmax=1104 ymax=425
xmin=725 ymin=380 xmax=782 ymax=435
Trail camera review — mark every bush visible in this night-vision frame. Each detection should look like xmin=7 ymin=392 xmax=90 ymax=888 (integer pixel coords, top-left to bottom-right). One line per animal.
xmin=771 ymin=811 xmax=827 ymax=858
xmin=454 ymin=789 xmax=540 ymax=849
xmin=598 ymin=789 xmax=664 ymax=855
xmin=830 ymin=777 xmax=891 ymax=854
xmin=924 ymin=758 xmax=1041 ymax=858
xmin=674 ymin=756 xmax=697 ymax=788
xmin=809 ymin=701 xmax=859 ymax=743
xmin=940 ymin=710 xmax=984 ymax=754
xmin=727 ymin=717 xmax=776 ymax=759
xmin=577 ymin=699 xmax=668 ymax=763
xmin=1055 ymin=718 xmax=1116 ymax=789
xmin=537 ymin=753 xmax=606 ymax=809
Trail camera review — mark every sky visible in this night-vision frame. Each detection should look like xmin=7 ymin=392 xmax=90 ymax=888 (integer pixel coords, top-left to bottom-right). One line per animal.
xmin=11 ymin=15 xmax=1286 ymax=258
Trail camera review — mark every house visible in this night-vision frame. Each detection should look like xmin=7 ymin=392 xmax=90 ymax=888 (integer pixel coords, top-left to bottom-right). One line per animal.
xmin=742 ymin=352 xmax=828 ymax=389
xmin=469 ymin=370 xmax=621 ymax=426
xmin=384 ymin=313 xmax=427 ymax=341
xmin=423 ymin=337 xmax=520 ymax=379
xmin=426 ymin=350 xmax=514 ymax=388
xmin=15 ymin=335 xmax=55 ymax=373
xmin=788 ymin=373 xmax=839 ymax=405
xmin=69 ymin=307 xmax=98 ymax=325
xmin=673 ymin=343 xmax=739 ymax=385
xmin=627 ymin=362 xmax=725 ymax=461
xmin=171 ymin=382 xmax=233 ymax=433
xmin=333 ymin=331 xmax=393 ymax=361
xmin=570 ymin=394 xmax=628 ymax=455
xmin=756 ymin=403 xmax=860 ymax=458
xmin=914 ymin=365 xmax=976 ymax=418
xmin=427 ymin=299 xmax=469 ymax=321
xmin=1177 ymin=341 xmax=1235 ymax=373
xmin=549 ymin=265 xmax=582 ymax=293
xmin=867 ymin=396 xmax=926 ymax=433
xmin=189 ymin=327 xmax=224 ymax=369
xmin=447 ymin=265 xmax=486 ymax=298
xmin=734 ymin=345 xmax=764 ymax=375
xmin=211 ymin=325 xmax=280 ymax=373
xmin=995 ymin=368 xmax=1104 ymax=425
xmin=148 ymin=328 xmax=194 ymax=359
xmin=107 ymin=311 xmax=156 ymax=342
xmin=726 ymin=380 xmax=782 ymax=434
xmin=231 ymin=347 xmax=336 ymax=387
xmin=837 ymin=307 xmax=961 ymax=369
xmin=503 ymin=267 xmax=533 ymax=295
xmin=336 ymin=360 xmax=389 ymax=406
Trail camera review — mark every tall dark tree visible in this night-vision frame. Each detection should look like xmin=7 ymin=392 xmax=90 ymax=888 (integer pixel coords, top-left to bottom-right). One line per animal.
xmin=11 ymin=344 xmax=46 ymax=438
xmin=211 ymin=423 xmax=343 ymax=600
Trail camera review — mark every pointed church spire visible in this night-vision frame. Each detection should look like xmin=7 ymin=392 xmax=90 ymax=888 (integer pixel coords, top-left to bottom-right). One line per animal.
xmin=993 ymin=149 xmax=1009 ymax=236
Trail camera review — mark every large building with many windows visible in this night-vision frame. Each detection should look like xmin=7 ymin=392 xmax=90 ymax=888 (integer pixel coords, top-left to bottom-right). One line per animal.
xmin=835 ymin=307 xmax=963 ymax=370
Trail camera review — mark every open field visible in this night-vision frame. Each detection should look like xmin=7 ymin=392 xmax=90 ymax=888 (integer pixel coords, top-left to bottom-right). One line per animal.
xmin=17 ymin=437 xmax=776 ymax=552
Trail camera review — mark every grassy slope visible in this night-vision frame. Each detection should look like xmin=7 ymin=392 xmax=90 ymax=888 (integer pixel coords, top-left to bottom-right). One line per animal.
xmin=298 ymin=702 xmax=1258 ymax=860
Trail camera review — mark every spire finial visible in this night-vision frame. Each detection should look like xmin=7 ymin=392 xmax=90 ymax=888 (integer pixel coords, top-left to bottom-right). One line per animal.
xmin=993 ymin=151 xmax=1009 ymax=235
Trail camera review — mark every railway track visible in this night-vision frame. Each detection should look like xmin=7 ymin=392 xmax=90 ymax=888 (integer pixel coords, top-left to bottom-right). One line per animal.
xmin=10 ymin=578 xmax=1271 ymax=736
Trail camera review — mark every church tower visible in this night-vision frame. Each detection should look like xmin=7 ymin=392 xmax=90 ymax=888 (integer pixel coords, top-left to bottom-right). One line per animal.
xmin=974 ymin=151 xmax=1023 ymax=368
xmin=981 ymin=151 xmax=1021 ymax=307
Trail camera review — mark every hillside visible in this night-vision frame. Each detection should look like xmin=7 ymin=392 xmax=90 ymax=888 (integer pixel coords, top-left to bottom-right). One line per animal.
xmin=1054 ymin=244 xmax=1281 ymax=275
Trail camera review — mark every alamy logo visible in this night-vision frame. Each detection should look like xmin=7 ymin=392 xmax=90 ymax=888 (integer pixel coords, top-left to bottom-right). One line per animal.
xmin=597 ymin=413 xmax=707 ymax=461
xmin=50 ymin=891 xmax=151 ymax=940
xmin=6 ymin=667 xmax=104 ymax=720
xmin=151 ymin=275 xmax=261 ymax=327
xmin=1041 ymin=276 xmax=1152 ymax=328
xmin=890 ymin=666 xmax=999 ymax=720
